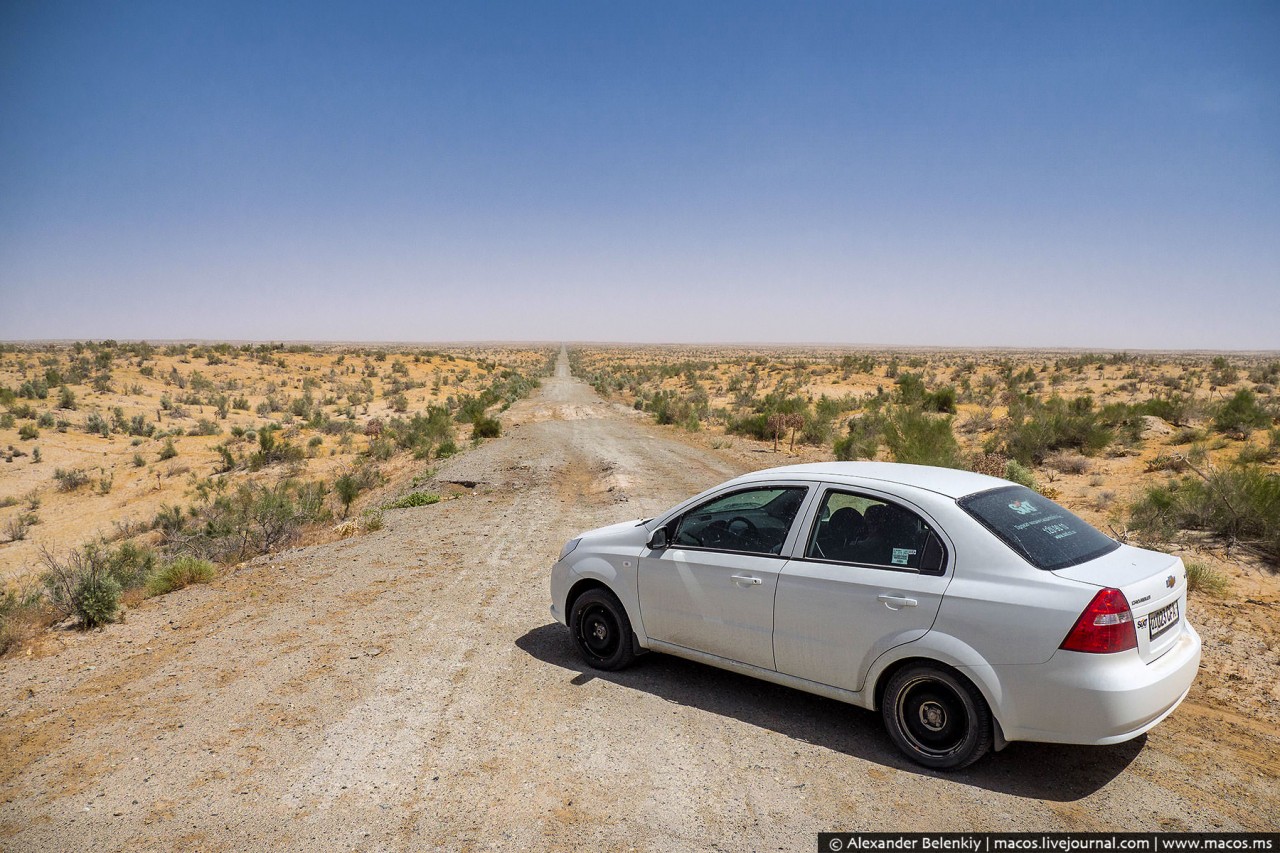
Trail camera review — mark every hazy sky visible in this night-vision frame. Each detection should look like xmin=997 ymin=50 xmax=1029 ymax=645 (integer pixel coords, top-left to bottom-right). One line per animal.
xmin=1 ymin=1 xmax=1277 ymax=349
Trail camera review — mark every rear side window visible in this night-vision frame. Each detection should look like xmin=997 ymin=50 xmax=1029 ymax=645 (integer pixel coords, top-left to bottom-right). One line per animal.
xmin=805 ymin=490 xmax=946 ymax=574
xmin=958 ymin=485 xmax=1119 ymax=570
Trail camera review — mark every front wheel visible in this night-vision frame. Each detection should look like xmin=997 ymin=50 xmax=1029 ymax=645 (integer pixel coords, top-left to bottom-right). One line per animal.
xmin=881 ymin=664 xmax=992 ymax=770
xmin=569 ymin=589 xmax=637 ymax=671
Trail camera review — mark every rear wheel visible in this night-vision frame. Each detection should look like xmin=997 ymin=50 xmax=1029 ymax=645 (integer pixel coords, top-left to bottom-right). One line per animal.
xmin=569 ymin=589 xmax=637 ymax=671
xmin=881 ymin=664 xmax=991 ymax=770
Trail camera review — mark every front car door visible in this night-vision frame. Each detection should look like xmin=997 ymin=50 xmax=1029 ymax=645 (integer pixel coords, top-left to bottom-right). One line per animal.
xmin=773 ymin=485 xmax=953 ymax=692
xmin=638 ymin=484 xmax=811 ymax=670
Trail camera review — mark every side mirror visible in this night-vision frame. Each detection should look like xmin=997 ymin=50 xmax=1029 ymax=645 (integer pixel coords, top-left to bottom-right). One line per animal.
xmin=647 ymin=526 xmax=669 ymax=550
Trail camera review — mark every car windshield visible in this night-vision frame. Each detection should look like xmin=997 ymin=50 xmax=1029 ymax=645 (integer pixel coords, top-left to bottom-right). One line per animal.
xmin=958 ymin=485 xmax=1119 ymax=571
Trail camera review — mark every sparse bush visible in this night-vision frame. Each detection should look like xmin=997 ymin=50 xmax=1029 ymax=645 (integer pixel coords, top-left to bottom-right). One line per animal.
xmin=1184 ymin=559 xmax=1228 ymax=596
xmin=189 ymin=419 xmax=221 ymax=436
xmin=834 ymin=414 xmax=883 ymax=461
xmin=4 ymin=513 xmax=37 ymax=542
xmin=159 ymin=438 xmax=178 ymax=460
xmin=996 ymin=395 xmax=1114 ymax=464
xmin=471 ymin=417 xmax=501 ymax=440
xmin=128 ymin=414 xmax=154 ymax=437
xmin=105 ymin=542 xmax=158 ymax=589
xmin=1212 ymin=389 xmax=1271 ymax=437
xmin=40 ymin=546 xmax=121 ymax=628
xmin=146 ymin=556 xmax=216 ymax=596
xmin=1046 ymin=452 xmax=1091 ymax=475
xmin=1129 ymin=461 xmax=1280 ymax=563
xmin=84 ymin=412 xmax=110 ymax=437
xmin=53 ymin=467 xmax=90 ymax=491
xmin=881 ymin=406 xmax=963 ymax=468
xmin=1003 ymin=459 xmax=1038 ymax=490
xmin=17 ymin=424 xmax=38 ymax=441
xmin=385 ymin=491 xmax=441 ymax=509
xmin=335 ymin=473 xmax=361 ymax=517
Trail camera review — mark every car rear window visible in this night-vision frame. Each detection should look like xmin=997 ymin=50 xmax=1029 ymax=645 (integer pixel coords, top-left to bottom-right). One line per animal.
xmin=957 ymin=485 xmax=1119 ymax=571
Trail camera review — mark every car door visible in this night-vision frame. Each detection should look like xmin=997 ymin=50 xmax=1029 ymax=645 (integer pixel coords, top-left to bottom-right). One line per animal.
xmin=638 ymin=484 xmax=812 ymax=670
xmin=773 ymin=485 xmax=952 ymax=692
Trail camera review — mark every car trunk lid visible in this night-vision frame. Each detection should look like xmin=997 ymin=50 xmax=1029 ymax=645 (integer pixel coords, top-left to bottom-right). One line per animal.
xmin=1053 ymin=544 xmax=1187 ymax=664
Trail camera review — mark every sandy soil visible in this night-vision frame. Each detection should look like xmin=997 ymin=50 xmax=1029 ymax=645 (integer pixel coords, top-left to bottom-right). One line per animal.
xmin=1 ymin=350 xmax=1277 ymax=851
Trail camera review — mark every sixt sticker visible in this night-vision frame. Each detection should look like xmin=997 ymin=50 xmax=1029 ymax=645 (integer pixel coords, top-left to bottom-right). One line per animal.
xmin=1008 ymin=500 xmax=1038 ymax=515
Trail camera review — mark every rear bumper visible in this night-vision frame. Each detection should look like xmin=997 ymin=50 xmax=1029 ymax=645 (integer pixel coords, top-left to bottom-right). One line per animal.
xmin=990 ymin=621 xmax=1201 ymax=745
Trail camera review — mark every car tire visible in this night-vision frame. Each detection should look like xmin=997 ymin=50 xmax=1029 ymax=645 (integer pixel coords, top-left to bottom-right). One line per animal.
xmin=570 ymin=588 xmax=637 ymax=671
xmin=881 ymin=664 xmax=992 ymax=770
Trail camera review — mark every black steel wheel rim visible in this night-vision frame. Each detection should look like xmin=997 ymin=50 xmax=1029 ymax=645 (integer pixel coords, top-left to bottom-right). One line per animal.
xmin=578 ymin=603 xmax=620 ymax=659
xmin=895 ymin=675 xmax=969 ymax=757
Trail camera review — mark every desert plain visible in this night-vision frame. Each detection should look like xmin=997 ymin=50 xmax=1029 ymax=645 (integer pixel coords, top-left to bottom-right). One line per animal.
xmin=0 ymin=341 xmax=1277 ymax=849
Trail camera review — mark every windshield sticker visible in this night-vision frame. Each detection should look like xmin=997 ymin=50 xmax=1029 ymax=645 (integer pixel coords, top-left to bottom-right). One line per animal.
xmin=1042 ymin=522 xmax=1078 ymax=540
xmin=1008 ymin=500 xmax=1038 ymax=515
xmin=1014 ymin=512 xmax=1063 ymax=531
xmin=891 ymin=547 xmax=916 ymax=565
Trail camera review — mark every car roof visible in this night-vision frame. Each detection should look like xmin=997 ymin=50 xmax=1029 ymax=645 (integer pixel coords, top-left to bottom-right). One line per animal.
xmin=730 ymin=461 xmax=1011 ymax=500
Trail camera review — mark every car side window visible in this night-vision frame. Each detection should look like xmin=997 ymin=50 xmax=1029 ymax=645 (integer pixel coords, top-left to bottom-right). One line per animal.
xmin=672 ymin=486 xmax=807 ymax=556
xmin=806 ymin=490 xmax=945 ymax=573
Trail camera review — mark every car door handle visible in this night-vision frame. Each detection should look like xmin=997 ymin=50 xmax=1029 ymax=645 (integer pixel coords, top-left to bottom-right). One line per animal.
xmin=878 ymin=593 xmax=918 ymax=610
xmin=730 ymin=574 xmax=763 ymax=586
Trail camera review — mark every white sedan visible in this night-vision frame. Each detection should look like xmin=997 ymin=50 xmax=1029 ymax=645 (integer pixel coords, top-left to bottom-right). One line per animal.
xmin=549 ymin=461 xmax=1201 ymax=769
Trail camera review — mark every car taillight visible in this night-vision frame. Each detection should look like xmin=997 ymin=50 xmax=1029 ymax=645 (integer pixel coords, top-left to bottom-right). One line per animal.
xmin=1060 ymin=587 xmax=1137 ymax=654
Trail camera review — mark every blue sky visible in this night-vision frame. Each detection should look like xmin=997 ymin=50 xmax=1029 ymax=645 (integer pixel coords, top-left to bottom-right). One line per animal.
xmin=1 ymin=1 xmax=1277 ymax=348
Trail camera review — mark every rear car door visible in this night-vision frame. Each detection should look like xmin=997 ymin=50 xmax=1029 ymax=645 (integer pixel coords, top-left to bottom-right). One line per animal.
xmin=638 ymin=484 xmax=811 ymax=670
xmin=773 ymin=485 xmax=952 ymax=692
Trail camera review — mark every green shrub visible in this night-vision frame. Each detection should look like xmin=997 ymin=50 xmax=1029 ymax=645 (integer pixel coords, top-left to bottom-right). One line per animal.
xmin=471 ymin=417 xmax=501 ymax=439
xmin=834 ymin=414 xmax=883 ymax=461
xmin=146 ymin=556 xmax=216 ymax=596
xmin=17 ymin=423 xmax=38 ymax=440
xmin=997 ymin=395 xmax=1114 ymax=464
xmin=189 ymin=419 xmax=221 ymax=436
xmin=84 ymin=412 xmax=110 ymax=437
xmin=1184 ymin=559 xmax=1228 ymax=596
xmin=881 ymin=406 xmax=963 ymax=469
xmin=335 ymin=473 xmax=361 ymax=517
xmin=40 ymin=547 xmax=121 ymax=628
xmin=1129 ymin=462 xmax=1280 ymax=564
xmin=1213 ymin=389 xmax=1271 ymax=437
xmin=105 ymin=542 xmax=158 ymax=588
xmin=1003 ymin=459 xmax=1038 ymax=489
xmin=53 ymin=467 xmax=90 ymax=491
xmin=385 ymin=491 xmax=441 ymax=509
xmin=158 ymin=438 xmax=178 ymax=460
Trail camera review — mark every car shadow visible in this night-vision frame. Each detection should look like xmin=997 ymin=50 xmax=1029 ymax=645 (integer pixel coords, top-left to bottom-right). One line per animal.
xmin=515 ymin=622 xmax=1144 ymax=802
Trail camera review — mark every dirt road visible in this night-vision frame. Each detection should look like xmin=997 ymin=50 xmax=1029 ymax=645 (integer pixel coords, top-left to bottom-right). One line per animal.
xmin=2 ymin=350 xmax=1277 ymax=850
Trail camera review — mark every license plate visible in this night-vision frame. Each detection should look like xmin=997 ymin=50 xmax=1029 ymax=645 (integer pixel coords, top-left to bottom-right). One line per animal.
xmin=1149 ymin=600 xmax=1180 ymax=641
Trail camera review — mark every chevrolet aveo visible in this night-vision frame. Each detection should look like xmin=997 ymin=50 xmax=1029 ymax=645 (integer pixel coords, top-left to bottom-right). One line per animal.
xmin=549 ymin=462 xmax=1201 ymax=769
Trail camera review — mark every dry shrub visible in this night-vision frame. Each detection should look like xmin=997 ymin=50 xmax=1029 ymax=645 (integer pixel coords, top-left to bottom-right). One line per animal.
xmin=1046 ymin=452 xmax=1091 ymax=475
